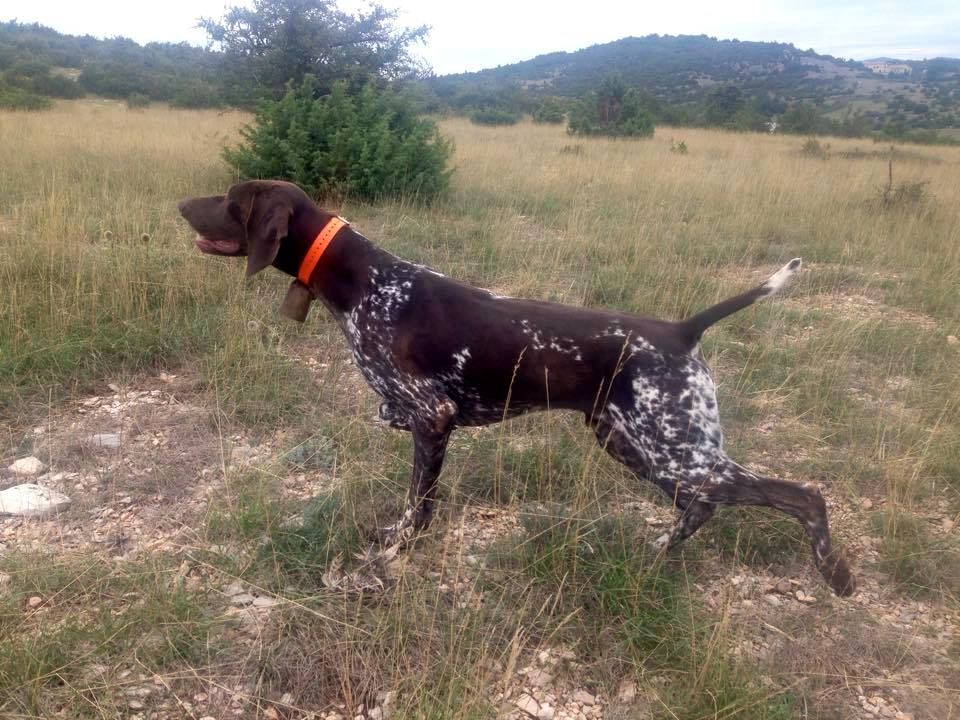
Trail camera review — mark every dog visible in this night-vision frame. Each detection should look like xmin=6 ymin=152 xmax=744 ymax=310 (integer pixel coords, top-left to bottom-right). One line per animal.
xmin=179 ymin=179 xmax=855 ymax=596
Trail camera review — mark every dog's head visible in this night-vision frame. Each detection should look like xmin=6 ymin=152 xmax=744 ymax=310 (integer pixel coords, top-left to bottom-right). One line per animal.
xmin=178 ymin=180 xmax=313 ymax=276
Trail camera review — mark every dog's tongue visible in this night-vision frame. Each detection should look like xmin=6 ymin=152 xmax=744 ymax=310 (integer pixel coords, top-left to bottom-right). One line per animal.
xmin=194 ymin=235 xmax=241 ymax=255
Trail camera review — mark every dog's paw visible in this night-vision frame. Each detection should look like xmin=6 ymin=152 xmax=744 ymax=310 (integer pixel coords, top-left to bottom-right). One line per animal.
xmin=651 ymin=533 xmax=671 ymax=551
xmin=371 ymin=521 xmax=415 ymax=548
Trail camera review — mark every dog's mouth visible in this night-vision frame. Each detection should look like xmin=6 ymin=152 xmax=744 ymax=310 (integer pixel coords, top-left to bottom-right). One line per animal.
xmin=194 ymin=235 xmax=242 ymax=256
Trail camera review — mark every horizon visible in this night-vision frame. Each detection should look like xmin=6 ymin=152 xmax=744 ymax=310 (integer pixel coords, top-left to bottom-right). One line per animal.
xmin=4 ymin=0 xmax=960 ymax=75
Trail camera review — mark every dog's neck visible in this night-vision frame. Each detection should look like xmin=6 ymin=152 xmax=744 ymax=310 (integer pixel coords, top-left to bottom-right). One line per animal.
xmin=272 ymin=202 xmax=387 ymax=314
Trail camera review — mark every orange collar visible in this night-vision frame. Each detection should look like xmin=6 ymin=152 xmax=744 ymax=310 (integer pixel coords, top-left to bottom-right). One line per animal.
xmin=297 ymin=216 xmax=349 ymax=286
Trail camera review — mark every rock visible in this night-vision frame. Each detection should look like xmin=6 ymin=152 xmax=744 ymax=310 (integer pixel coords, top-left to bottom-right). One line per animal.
xmin=9 ymin=457 xmax=46 ymax=476
xmin=280 ymin=692 xmax=294 ymax=705
xmin=0 ymin=484 xmax=71 ymax=517
xmin=537 ymin=704 xmax=555 ymax=720
xmin=27 ymin=595 xmax=43 ymax=609
xmin=128 ymin=700 xmax=145 ymax=710
xmin=514 ymin=693 xmax=541 ymax=717
xmin=774 ymin=579 xmax=792 ymax=594
xmin=795 ymin=590 xmax=816 ymax=604
xmin=89 ymin=433 xmax=121 ymax=449
xmin=862 ymin=498 xmax=874 ymax=510
xmin=948 ymin=335 xmax=958 ymax=346
xmin=252 ymin=596 xmax=279 ymax=609
xmin=230 ymin=593 xmax=256 ymax=606
xmin=368 ymin=708 xmax=383 ymax=720
xmin=763 ymin=594 xmax=780 ymax=607
xmin=380 ymin=690 xmax=398 ymax=719
xmin=525 ymin=668 xmax=553 ymax=688
xmin=224 ymin=581 xmax=247 ymax=597
xmin=572 ymin=690 xmax=595 ymax=706
xmin=617 ymin=680 xmax=637 ymax=703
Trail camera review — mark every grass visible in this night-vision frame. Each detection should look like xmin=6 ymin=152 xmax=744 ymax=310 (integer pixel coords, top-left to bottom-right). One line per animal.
xmin=1 ymin=100 xmax=959 ymax=718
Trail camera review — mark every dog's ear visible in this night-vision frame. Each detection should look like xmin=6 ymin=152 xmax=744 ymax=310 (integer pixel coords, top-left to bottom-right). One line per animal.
xmin=229 ymin=184 xmax=294 ymax=277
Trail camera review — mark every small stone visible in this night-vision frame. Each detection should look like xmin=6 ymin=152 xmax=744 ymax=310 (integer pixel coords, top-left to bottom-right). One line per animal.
xmin=252 ymin=596 xmax=279 ymax=608
xmin=947 ymin=335 xmax=958 ymax=346
xmin=0 ymin=484 xmax=71 ymax=517
xmin=230 ymin=593 xmax=256 ymax=606
xmin=774 ymin=579 xmax=792 ymax=594
xmin=537 ymin=704 xmax=555 ymax=720
xmin=617 ymin=680 xmax=637 ymax=703
xmin=27 ymin=595 xmax=43 ymax=609
xmin=128 ymin=700 xmax=145 ymax=710
xmin=89 ymin=433 xmax=121 ymax=449
xmin=763 ymin=594 xmax=780 ymax=607
xmin=572 ymin=690 xmax=595 ymax=706
xmin=9 ymin=457 xmax=46 ymax=476
xmin=862 ymin=498 xmax=874 ymax=510
xmin=224 ymin=581 xmax=246 ymax=597
xmin=280 ymin=693 xmax=294 ymax=705
xmin=514 ymin=693 xmax=541 ymax=717
xmin=263 ymin=709 xmax=279 ymax=720
xmin=795 ymin=590 xmax=816 ymax=604
xmin=368 ymin=708 xmax=383 ymax=720
xmin=525 ymin=668 xmax=553 ymax=688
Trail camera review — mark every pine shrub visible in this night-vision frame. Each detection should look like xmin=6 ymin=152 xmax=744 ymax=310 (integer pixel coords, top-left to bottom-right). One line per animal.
xmin=224 ymin=76 xmax=453 ymax=201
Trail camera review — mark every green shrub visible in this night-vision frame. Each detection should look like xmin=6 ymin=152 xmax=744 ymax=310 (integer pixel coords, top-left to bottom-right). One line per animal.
xmin=567 ymin=77 xmax=655 ymax=138
xmin=532 ymin=97 xmax=565 ymax=124
xmin=225 ymin=75 xmax=453 ymax=201
xmin=469 ymin=107 xmax=521 ymax=125
xmin=126 ymin=92 xmax=151 ymax=109
xmin=0 ymin=82 xmax=51 ymax=110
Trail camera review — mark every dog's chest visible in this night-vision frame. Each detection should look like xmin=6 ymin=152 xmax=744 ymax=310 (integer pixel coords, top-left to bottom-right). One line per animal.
xmin=334 ymin=264 xmax=432 ymax=402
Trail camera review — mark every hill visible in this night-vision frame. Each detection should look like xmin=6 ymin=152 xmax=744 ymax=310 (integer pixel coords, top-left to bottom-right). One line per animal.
xmin=427 ymin=35 xmax=960 ymax=139
xmin=0 ymin=20 xmax=225 ymax=108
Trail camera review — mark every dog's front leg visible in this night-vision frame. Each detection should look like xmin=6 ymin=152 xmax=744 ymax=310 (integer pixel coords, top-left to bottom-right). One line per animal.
xmin=377 ymin=397 xmax=457 ymax=546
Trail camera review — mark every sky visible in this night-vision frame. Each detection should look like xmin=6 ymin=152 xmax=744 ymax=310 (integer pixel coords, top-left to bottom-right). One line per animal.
xmin=5 ymin=0 xmax=959 ymax=75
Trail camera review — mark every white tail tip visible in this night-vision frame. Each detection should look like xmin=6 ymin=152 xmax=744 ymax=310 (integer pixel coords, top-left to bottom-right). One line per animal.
xmin=761 ymin=257 xmax=802 ymax=297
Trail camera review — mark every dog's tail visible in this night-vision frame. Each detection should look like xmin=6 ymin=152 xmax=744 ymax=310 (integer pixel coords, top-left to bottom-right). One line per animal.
xmin=680 ymin=258 xmax=801 ymax=345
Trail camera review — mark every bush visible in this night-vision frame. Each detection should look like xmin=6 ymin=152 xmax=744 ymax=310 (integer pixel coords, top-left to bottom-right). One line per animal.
xmin=126 ymin=92 xmax=151 ymax=109
xmin=0 ymin=82 xmax=51 ymax=110
xmin=801 ymin=137 xmax=829 ymax=158
xmin=532 ymin=97 xmax=565 ymax=124
xmin=567 ymin=80 xmax=655 ymax=138
xmin=469 ymin=107 xmax=520 ymax=125
xmin=225 ymin=76 xmax=453 ymax=201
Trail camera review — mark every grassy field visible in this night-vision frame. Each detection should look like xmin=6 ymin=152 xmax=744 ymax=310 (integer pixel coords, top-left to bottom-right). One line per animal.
xmin=1 ymin=99 xmax=959 ymax=719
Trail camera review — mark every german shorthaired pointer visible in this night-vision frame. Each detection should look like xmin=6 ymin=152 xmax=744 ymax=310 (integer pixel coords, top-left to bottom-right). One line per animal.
xmin=179 ymin=180 xmax=855 ymax=596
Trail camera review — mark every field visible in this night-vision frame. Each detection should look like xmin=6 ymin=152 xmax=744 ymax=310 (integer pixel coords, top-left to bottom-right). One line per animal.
xmin=1 ymin=99 xmax=959 ymax=719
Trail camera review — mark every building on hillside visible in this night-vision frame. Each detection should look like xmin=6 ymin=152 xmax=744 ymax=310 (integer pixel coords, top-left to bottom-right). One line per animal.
xmin=864 ymin=61 xmax=911 ymax=75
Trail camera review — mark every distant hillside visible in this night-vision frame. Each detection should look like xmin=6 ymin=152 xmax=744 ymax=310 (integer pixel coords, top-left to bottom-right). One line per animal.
xmin=427 ymin=35 xmax=960 ymax=139
xmin=0 ymin=20 xmax=226 ymax=108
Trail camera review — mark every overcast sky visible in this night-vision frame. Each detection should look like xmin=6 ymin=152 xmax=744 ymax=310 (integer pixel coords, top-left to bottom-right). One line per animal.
xmin=6 ymin=0 xmax=960 ymax=74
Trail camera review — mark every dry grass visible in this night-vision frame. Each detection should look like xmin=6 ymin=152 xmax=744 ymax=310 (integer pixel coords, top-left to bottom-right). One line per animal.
xmin=1 ymin=101 xmax=959 ymax=719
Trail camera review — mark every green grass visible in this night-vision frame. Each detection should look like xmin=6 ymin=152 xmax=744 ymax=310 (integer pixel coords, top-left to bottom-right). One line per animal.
xmin=874 ymin=510 xmax=960 ymax=598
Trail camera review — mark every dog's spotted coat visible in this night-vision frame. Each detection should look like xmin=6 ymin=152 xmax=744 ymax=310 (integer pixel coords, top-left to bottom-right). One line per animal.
xmin=178 ymin=180 xmax=855 ymax=596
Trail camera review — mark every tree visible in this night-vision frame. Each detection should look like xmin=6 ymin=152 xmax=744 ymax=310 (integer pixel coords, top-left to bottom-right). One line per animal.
xmin=704 ymin=85 xmax=744 ymax=126
xmin=200 ymin=0 xmax=429 ymax=100
xmin=567 ymin=74 xmax=655 ymax=137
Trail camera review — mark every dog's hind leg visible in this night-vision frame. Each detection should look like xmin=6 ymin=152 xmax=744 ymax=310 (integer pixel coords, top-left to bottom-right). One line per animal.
xmin=661 ymin=454 xmax=856 ymax=596
xmin=377 ymin=397 xmax=457 ymax=546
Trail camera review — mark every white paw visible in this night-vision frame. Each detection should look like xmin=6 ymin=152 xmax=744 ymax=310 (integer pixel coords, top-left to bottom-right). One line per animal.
xmin=651 ymin=533 xmax=670 ymax=551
